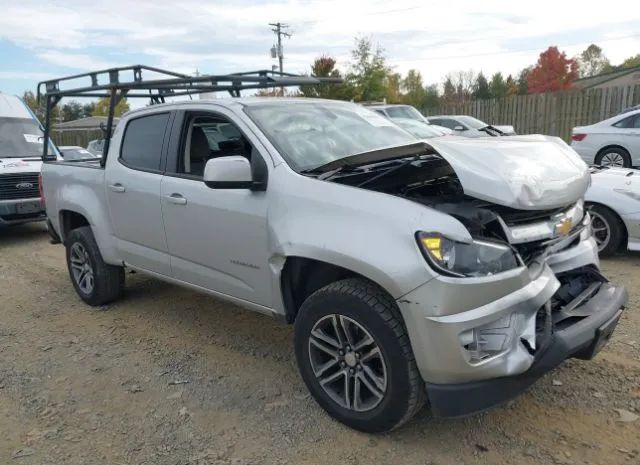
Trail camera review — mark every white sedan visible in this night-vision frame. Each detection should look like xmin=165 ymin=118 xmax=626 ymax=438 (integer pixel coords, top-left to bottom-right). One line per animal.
xmin=571 ymin=109 xmax=640 ymax=168
xmin=586 ymin=166 xmax=640 ymax=256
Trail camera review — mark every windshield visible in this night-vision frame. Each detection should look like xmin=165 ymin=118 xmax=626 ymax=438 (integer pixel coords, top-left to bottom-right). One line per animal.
xmin=385 ymin=106 xmax=425 ymax=121
xmin=393 ymin=119 xmax=445 ymax=139
xmin=456 ymin=115 xmax=488 ymax=130
xmin=244 ymin=102 xmax=416 ymax=171
xmin=0 ymin=117 xmax=52 ymax=158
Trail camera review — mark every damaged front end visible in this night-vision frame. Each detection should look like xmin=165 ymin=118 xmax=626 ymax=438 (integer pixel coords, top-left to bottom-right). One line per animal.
xmin=311 ymin=140 xmax=627 ymax=417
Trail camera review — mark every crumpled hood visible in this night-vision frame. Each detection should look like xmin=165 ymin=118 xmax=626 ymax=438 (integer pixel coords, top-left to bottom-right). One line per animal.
xmin=427 ymin=135 xmax=590 ymax=210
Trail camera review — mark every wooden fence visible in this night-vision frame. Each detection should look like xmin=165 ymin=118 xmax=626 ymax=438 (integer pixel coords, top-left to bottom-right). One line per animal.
xmin=423 ymin=84 xmax=640 ymax=142
xmin=50 ymin=129 xmax=103 ymax=148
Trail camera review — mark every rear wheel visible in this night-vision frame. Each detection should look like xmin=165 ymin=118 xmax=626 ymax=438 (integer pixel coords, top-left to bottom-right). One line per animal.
xmin=589 ymin=204 xmax=624 ymax=257
xmin=65 ymin=226 xmax=124 ymax=306
xmin=294 ymin=278 xmax=425 ymax=432
xmin=595 ymin=148 xmax=631 ymax=168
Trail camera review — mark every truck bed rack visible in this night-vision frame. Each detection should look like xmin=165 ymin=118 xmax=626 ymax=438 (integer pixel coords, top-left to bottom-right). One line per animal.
xmin=37 ymin=64 xmax=342 ymax=164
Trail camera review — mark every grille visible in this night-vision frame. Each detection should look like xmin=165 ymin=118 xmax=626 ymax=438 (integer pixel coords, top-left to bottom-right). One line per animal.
xmin=0 ymin=173 xmax=40 ymax=200
xmin=493 ymin=205 xmax=567 ymax=227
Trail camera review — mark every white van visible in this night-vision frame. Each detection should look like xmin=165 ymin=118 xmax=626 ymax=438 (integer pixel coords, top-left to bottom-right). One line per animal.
xmin=0 ymin=93 xmax=58 ymax=226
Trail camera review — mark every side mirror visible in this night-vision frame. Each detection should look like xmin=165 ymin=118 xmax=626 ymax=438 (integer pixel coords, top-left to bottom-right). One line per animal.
xmin=454 ymin=125 xmax=465 ymax=131
xmin=204 ymin=156 xmax=253 ymax=189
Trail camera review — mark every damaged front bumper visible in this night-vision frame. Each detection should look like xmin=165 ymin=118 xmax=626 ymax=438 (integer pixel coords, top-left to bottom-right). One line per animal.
xmin=396 ymin=234 xmax=628 ymax=417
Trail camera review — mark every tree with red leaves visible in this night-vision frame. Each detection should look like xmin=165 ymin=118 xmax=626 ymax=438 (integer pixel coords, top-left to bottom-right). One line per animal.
xmin=527 ymin=46 xmax=578 ymax=93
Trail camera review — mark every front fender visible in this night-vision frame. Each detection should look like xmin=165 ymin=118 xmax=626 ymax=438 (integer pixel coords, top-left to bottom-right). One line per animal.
xmin=267 ymin=167 xmax=471 ymax=300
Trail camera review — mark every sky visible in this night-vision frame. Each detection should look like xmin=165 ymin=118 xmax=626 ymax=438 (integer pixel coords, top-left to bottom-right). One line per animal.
xmin=0 ymin=0 xmax=639 ymax=102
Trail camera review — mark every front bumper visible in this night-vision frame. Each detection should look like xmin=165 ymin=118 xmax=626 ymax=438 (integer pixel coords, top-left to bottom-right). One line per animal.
xmin=396 ymin=234 xmax=627 ymax=416
xmin=426 ymin=282 xmax=627 ymax=417
xmin=0 ymin=198 xmax=45 ymax=225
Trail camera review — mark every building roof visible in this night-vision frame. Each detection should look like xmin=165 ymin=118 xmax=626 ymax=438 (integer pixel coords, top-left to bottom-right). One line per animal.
xmin=54 ymin=116 xmax=120 ymax=130
xmin=573 ymin=66 xmax=640 ymax=89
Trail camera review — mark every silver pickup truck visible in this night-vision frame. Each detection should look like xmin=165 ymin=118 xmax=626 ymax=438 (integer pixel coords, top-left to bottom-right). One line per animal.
xmin=42 ymin=98 xmax=628 ymax=432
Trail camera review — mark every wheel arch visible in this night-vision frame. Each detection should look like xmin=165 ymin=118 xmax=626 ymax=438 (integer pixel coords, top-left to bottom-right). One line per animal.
xmin=59 ymin=209 xmax=90 ymax=243
xmin=595 ymin=144 xmax=631 ymax=163
xmin=279 ymin=256 xmax=394 ymax=324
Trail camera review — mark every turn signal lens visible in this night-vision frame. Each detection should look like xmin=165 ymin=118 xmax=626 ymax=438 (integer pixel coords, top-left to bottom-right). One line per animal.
xmin=421 ymin=236 xmax=443 ymax=261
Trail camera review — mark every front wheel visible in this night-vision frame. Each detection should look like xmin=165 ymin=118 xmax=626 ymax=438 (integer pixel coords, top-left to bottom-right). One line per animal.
xmin=294 ymin=278 xmax=425 ymax=433
xmin=589 ymin=204 xmax=624 ymax=257
xmin=65 ymin=226 xmax=124 ymax=306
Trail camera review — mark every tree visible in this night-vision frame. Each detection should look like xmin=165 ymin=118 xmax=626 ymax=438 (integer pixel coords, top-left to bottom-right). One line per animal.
xmin=473 ymin=72 xmax=491 ymax=99
xmin=489 ymin=72 xmax=507 ymax=99
xmin=61 ymin=101 xmax=83 ymax=122
xmin=517 ymin=67 xmax=531 ymax=94
xmin=442 ymin=76 xmax=456 ymax=104
xmin=422 ymin=84 xmax=440 ymax=109
xmin=22 ymin=90 xmax=60 ymax=122
xmin=527 ymin=46 xmax=578 ymax=93
xmin=346 ymin=37 xmax=390 ymax=102
xmin=92 ymin=97 xmax=130 ymax=117
xmin=82 ymin=102 xmax=96 ymax=118
xmin=299 ymin=55 xmax=353 ymax=100
xmin=385 ymin=72 xmax=401 ymax=103
xmin=619 ymin=54 xmax=640 ymax=70
xmin=505 ymin=74 xmax=518 ymax=96
xmin=401 ymin=69 xmax=425 ymax=107
xmin=578 ymin=44 xmax=610 ymax=77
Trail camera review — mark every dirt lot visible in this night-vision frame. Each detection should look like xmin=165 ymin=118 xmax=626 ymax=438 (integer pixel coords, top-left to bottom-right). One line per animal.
xmin=1 ymin=223 xmax=639 ymax=465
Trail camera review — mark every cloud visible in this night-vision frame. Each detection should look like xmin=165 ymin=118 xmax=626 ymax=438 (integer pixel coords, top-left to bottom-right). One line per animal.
xmin=0 ymin=0 xmax=638 ymax=87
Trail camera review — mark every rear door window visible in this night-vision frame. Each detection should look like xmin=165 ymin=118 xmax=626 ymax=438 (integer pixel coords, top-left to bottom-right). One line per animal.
xmin=120 ymin=113 xmax=170 ymax=171
xmin=613 ymin=114 xmax=640 ymax=129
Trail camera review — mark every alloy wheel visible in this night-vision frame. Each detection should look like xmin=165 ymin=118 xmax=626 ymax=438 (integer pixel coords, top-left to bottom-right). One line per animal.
xmin=69 ymin=242 xmax=95 ymax=294
xmin=308 ymin=314 xmax=388 ymax=412
xmin=600 ymin=152 xmax=625 ymax=167
xmin=590 ymin=211 xmax=610 ymax=252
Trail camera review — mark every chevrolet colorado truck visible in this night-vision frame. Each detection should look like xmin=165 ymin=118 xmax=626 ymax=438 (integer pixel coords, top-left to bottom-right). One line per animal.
xmin=41 ymin=98 xmax=628 ymax=432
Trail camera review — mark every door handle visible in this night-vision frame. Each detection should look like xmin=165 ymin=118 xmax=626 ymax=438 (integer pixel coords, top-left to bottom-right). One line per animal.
xmin=109 ymin=183 xmax=126 ymax=193
xmin=165 ymin=193 xmax=187 ymax=205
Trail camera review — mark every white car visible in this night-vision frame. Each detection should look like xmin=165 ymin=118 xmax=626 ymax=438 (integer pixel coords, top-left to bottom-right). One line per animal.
xmin=585 ymin=166 xmax=640 ymax=256
xmin=364 ymin=104 xmax=454 ymax=134
xmin=391 ymin=118 xmax=449 ymax=139
xmin=571 ymin=109 xmax=640 ymax=168
xmin=426 ymin=115 xmax=515 ymax=137
xmin=59 ymin=145 xmax=99 ymax=161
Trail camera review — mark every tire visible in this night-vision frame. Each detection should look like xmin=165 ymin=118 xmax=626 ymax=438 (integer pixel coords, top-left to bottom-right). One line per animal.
xmin=588 ymin=204 xmax=624 ymax=257
xmin=294 ymin=278 xmax=425 ymax=433
xmin=65 ymin=226 xmax=124 ymax=306
xmin=595 ymin=147 xmax=631 ymax=168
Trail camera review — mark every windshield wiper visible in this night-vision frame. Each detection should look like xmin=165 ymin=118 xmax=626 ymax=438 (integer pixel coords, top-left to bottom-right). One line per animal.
xmin=356 ymin=155 xmax=420 ymax=188
xmin=478 ymin=125 xmax=502 ymax=136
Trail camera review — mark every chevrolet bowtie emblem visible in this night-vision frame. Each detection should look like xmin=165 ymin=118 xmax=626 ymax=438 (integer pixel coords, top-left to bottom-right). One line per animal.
xmin=555 ymin=218 xmax=572 ymax=237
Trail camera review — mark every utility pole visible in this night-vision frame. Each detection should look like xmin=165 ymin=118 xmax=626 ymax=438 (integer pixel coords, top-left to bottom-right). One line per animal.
xmin=269 ymin=22 xmax=291 ymax=74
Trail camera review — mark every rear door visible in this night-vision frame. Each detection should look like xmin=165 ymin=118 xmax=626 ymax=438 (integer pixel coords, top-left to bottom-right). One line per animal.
xmin=159 ymin=108 xmax=272 ymax=306
xmin=105 ymin=111 xmax=172 ymax=275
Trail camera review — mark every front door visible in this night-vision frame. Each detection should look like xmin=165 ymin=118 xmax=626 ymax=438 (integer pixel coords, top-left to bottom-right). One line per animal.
xmin=160 ymin=109 xmax=272 ymax=306
xmin=105 ymin=111 xmax=172 ymax=275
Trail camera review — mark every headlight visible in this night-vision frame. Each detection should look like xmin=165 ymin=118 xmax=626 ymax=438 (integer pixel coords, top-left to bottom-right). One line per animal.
xmin=416 ymin=232 xmax=521 ymax=277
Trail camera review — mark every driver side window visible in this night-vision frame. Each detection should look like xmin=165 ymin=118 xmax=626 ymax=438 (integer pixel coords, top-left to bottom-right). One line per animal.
xmin=180 ymin=114 xmax=252 ymax=178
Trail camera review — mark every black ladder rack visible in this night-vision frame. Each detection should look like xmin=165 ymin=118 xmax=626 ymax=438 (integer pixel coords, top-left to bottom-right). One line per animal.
xmin=37 ymin=64 xmax=342 ymax=164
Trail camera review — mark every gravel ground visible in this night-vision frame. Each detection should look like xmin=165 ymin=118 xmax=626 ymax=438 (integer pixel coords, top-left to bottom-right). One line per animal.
xmin=1 ymin=223 xmax=639 ymax=465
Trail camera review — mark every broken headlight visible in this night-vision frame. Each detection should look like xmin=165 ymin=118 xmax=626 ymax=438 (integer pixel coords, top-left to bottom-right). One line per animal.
xmin=417 ymin=232 xmax=521 ymax=277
